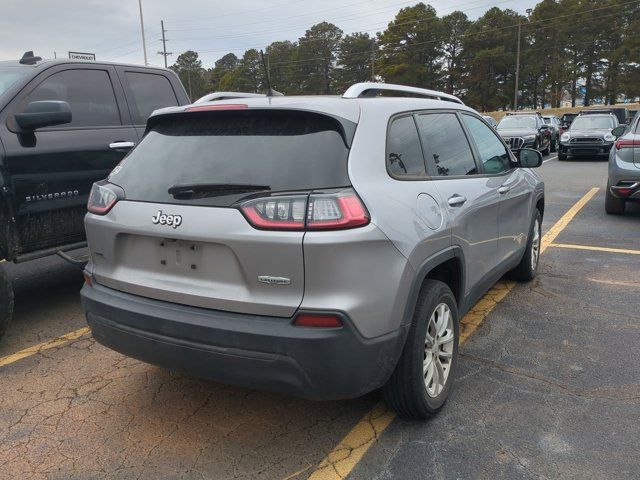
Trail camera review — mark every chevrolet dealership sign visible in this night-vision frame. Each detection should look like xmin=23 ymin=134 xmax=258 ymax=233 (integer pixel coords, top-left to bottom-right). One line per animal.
xmin=68 ymin=51 xmax=96 ymax=61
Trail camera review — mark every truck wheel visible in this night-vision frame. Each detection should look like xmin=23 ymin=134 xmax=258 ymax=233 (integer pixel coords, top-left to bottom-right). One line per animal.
xmin=382 ymin=279 xmax=458 ymax=419
xmin=558 ymin=152 xmax=567 ymax=161
xmin=0 ymin=266 xmax=14 ymax=341
xmin=510 ymin=209 xmax=542 ymax=282
xmin=605 ymin=183 xmax=625 ymax=215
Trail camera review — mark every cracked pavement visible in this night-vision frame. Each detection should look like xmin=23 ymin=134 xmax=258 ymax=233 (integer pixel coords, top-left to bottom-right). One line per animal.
xmin=1 ymin=158 xmax=639 ymax=479
xmin=349 ymin=159 xmax=640 ymax=479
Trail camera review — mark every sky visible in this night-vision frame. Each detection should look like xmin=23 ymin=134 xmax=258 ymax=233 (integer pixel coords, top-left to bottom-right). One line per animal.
xmin=1 ymin=0 xmax=538 ymax=68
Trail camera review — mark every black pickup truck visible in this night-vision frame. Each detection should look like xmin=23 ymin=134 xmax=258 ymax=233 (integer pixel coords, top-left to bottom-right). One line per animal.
xmin=0 ymin=52 xmax=189 ymax=339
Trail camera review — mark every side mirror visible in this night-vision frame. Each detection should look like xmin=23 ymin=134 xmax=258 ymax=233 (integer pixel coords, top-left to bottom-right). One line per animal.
xmin=14 ymin=100 xmax=72 ymax=131
xmin=518 ymin=148 xmax=543 ymax=168
xmin=539 ymin=124 xmax=549 ymax=130
xmin=611 ymin=125 xmax=625 ymax=138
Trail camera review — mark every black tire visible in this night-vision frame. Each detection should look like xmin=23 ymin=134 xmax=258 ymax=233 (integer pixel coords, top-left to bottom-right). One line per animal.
xmin=382 ymin=279 xmax=459 ymax=419
xmin=0 ymin=266 xmax=14 ymax=341
xmin=558 ymin=151 xmax=567 ymax=161
xmin=542 ymin=138 xmax=550 ymax=156
xmin=605 ymin=182 xmax=625 ymax=214
xmin=551 ymin=136 xmax=557 ymax=153
xmin=510 ymin=209 xmax=542 ymax=282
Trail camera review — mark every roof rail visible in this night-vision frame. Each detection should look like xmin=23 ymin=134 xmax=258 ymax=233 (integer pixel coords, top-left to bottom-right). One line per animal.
xmin=342 ymin=82 xmax=464 ymax=105
xmin=194 ymin=92 xmax=265 ymax=104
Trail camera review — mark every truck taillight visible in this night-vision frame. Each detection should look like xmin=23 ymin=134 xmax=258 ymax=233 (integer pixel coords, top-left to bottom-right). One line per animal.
xmin=87 ymin=183 xmax=118 ymax=215
xmin=239 ymin=189 xmax=369 ymax=231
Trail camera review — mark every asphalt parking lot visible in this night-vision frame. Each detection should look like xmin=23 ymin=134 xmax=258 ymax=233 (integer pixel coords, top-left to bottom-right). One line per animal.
xmin=1 ymin=154 xmax=639 ymax=480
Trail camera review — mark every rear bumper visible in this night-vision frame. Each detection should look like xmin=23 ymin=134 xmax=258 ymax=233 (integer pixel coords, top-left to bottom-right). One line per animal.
xmin=81 ymin=283 xmax=407 ymax=400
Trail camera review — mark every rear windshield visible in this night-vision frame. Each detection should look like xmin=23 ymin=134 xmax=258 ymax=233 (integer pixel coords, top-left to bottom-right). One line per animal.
xmin=109 ymin=111 xmax=353 ymax=206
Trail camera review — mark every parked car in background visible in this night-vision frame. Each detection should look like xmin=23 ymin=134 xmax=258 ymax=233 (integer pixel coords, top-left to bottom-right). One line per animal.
xmin=560 ymin=113 xmax=578 ymax=133
xmin=542 ymin=115 xmax=561 ymax=152
xmin=80 ymin=83 xmax=545 ymax=419
xmin=482 ymin=115 xmax=497 ymax=129
xmin=558 ymin=113 xmax=619 ymax=161
xmin=0 ymin=51 xmax=189 ymax=340
xmin=497 ymin=112 xmax=552 ymax=154
xmin=581 ymin=107 xmax=628 ymax=126
xmin=606 ymin=118 xmax=640 ymax=214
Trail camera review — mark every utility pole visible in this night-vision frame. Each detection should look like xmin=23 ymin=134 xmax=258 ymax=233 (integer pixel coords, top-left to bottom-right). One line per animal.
xmin=371 ymin=41 xmax=375 ymax=81
xmin=514 ymin=21 xmax=521 ymax=110
xmin=157 ymin=20 xmax=172 ymax=68
xmin=138 ymin=0 xmax=148 ymax=65
xmin=514 ymin=8 xmax=532 ymax=110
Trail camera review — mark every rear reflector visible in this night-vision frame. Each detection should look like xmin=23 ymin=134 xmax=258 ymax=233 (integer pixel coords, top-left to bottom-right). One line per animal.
xmin=185 ymin=104 xmax=248 ymax=112
xmin=239 ymin=189 xmax=369 ymax=231
xmin=82 ymin=271 xmax=93 ymax=287
xmin=293 ymin=313 xmax=343 ymax=328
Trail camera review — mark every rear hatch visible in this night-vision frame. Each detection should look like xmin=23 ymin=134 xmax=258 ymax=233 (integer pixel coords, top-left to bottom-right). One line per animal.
xmin=86 ymin=108 xmax=355 ymax=317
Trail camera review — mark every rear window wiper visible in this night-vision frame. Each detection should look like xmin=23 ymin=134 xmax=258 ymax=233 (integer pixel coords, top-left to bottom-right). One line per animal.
xmin=168 ymin=183 xmax=271 ymax=199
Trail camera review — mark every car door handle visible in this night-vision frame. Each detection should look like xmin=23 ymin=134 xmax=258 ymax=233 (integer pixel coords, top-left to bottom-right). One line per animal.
xmin=109 ymin=141 xmax=136 ymax=151
xmin=498 ymin=186 xmax=511 ymax=194
xmin=448 ymin=195 xmax=467 ymax=207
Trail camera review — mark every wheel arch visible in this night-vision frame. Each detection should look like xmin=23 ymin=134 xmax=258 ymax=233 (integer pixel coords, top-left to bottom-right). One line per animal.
xmin=401 ymin=247 xmax=466 ymax=329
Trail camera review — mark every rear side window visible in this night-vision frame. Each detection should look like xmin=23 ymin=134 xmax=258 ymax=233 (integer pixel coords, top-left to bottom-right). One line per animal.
xmin=26 ymin=69 xmax=120 ymax=127
xmin=417 ymin=113 xmax=477 ymax=176
xmin=125 ymin=72 xmax=179 ymax=124
xmin=108 ymin=111 xmax=353 ymax=207
xmin=387 ymin=116 xmax=426 ymax=177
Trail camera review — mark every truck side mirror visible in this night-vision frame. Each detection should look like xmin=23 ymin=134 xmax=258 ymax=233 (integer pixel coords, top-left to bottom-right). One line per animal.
xmin=14 ymin=101 xmax=72 ymax=131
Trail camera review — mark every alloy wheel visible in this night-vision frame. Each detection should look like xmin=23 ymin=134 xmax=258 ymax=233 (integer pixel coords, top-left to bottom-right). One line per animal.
xmin=423 ymin=303 xmax=454 ymax=398
xmin=531 ymin=217 xmax=541 ymax=271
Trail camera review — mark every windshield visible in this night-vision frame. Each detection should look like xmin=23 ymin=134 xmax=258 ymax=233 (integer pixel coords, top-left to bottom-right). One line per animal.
xmin=570 ymin=116 xmax=615 ymax=130
xmin=109 ymin=111 xmax=353 ymax=207
xmin=498 ymin=116 xmax=537 ymax=129
xmin=0 ymin=66 xmax=32 ymax=96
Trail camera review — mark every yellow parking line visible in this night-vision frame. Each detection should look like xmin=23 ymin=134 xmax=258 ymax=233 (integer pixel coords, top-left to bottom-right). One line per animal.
xmin=540 ymin=187 xmax=599 ymax=254
xmin=589 ymin=278 xmax=640 ymax=288
xmin=550 ymin=243 xmax=640 ymax=255
xmin=0 ymin=327 xmax=90 ymax=368
xmin=305 ymin=187 xmax=599 ymax=480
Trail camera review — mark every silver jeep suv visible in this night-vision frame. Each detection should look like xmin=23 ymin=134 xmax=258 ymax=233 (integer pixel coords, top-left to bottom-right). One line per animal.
xmin=81 ymin=83 xmax=545 ymax=419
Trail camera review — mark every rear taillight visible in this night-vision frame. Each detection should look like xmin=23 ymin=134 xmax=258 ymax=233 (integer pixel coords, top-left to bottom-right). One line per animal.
xmin=615 ymin=139 xmax=640 ymax=149
xmin=240 ymin=195 xmax=307 ymax=230
xmin=82 ymin=271 xmax=93 ymax=287
xmin=239 ymin=189 xmax=370 ymax=231
xmin=87 ymin=183 xmax=119 ymax=215
xmin=293 ymin=313 xmax=343 ymax=328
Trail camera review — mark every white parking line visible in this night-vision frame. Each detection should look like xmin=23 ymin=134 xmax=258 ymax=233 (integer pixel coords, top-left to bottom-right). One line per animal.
xmin=543 ymin=155 xmax=558 ymax=163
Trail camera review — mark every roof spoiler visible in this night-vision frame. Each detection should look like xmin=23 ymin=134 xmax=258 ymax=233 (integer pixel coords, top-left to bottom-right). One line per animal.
xmin=342 ymin=82 xmax=464 ymax=105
